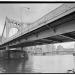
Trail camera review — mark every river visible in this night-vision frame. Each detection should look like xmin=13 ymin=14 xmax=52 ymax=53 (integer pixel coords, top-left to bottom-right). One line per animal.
xmin=0 ymin=54 xmax=74 ymax=73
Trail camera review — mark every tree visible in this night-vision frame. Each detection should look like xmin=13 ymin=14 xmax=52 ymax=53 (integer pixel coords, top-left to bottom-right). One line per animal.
xmin=56 ymin=45 xmax=64 ymax=51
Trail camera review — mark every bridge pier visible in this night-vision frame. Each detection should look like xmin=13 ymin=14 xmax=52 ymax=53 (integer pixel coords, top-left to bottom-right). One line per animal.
xmin=4 ymin=46 xmax=10 ymax=59
xmin=6 ymin=46 xmax=9 ymax=51
xmin=6 ymin=46 xmax=29 ymax=59
xmin=22 ymin=47 xmax=29 ymax=60
xmin=5 ymin=46 xmax=10 ymax=59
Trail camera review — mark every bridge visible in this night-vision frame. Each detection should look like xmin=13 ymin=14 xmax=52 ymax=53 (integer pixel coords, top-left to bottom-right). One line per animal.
xmin=0 ymin=3 xmax=75 ymax=55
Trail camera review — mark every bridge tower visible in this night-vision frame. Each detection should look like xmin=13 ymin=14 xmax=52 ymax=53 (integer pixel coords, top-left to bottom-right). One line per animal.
xmin=4 ymin=16 xmax=23 ymax=38
xmin=1 ymin=17 xmax=29 ymax=59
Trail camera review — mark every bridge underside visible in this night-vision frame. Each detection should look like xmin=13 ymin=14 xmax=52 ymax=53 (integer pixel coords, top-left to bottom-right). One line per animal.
xmin=9 ymin=31 xmax=75 ymax=48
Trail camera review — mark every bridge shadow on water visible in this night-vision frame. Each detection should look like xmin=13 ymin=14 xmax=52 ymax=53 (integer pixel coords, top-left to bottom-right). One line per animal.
xmin=0 ymin=55 xmax=33 ymax=73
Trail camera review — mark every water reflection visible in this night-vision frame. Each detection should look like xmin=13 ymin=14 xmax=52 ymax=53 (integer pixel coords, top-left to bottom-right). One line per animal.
xmin=0 ymin=55 xmax=33 ymax=73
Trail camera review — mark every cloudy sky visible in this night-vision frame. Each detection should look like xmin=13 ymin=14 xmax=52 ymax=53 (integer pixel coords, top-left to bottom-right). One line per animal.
xmin=54 ymin=42 xmax=75 ymax=49
xmin=0 ymin=3 xmax=74 ymax=48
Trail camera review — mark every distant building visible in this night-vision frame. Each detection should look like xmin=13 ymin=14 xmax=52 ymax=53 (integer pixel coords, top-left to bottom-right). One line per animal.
xmin=23 ymin=43 xmax=75 ymax=56
xmin=51 ymin=44 xmax=56 ymax=52
xmin=56 ymin=45 xmax=64 ymax=51
xmin=23 ymin=44 xmax=56 ymax=55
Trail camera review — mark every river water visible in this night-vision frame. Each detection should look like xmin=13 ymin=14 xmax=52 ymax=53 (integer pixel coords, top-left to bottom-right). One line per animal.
xmin=0 ymin=54 xmax=74 ymax=73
